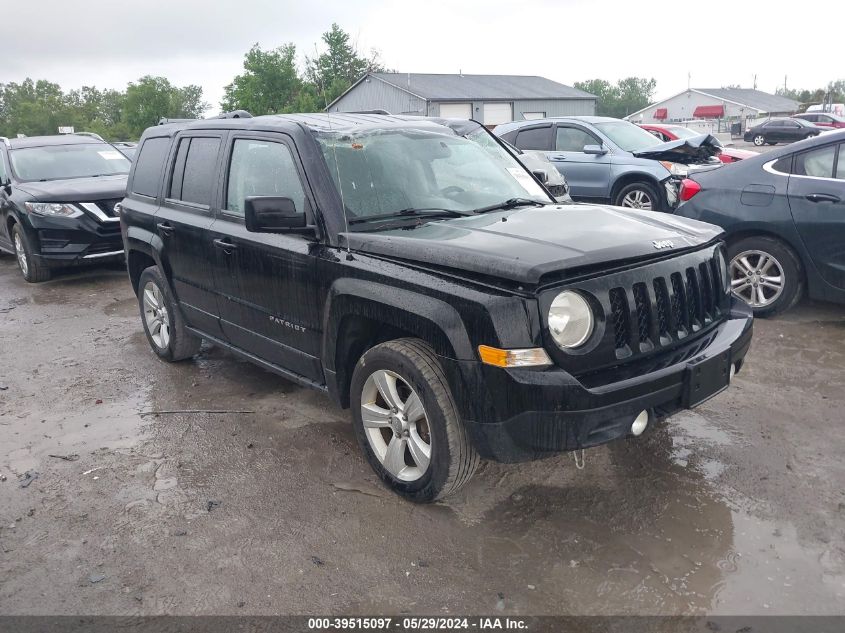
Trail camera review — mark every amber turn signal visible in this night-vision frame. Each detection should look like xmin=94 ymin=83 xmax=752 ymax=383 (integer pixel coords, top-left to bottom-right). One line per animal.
xmin=478 ymin=345 xmax=552 ymax=368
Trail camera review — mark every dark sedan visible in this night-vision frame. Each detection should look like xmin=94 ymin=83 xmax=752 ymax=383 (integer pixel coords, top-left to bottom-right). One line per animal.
xmin=675 ymin=130 xmax=845 ymax=316
xmin=743 ymin=118 xmax=821 ymax=147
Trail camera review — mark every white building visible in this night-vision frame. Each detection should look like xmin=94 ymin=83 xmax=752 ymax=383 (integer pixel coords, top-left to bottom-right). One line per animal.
xmin=626 ymin=88 xmax=800 ymax=125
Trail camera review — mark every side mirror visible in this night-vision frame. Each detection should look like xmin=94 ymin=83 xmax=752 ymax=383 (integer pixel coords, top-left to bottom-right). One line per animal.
xmin=244 ymin=196 xmax=308 ymax=233
xmin=583 ymin=144 xmax=607 ymax=156
xmin=531 ymin=169 xmax=548 ymax=183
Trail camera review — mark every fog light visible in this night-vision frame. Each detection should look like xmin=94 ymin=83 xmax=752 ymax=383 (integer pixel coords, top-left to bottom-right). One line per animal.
xmin=631 ymin=410 xmax=649 ymax=436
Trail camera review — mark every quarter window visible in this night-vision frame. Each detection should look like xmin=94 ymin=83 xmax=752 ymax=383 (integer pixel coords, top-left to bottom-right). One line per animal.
xmin=514 ymin=126 xmax=552 ymax=151
xmin=131 ymin=137 xmax=171 ymax=197
xmin=794 ymin=145 xmax=836 ymax=178
xmin=225 ymin=139 xmax=306 ymax=217
xmin=555 ymin=127 xmax=596 ymax=152
xmin=837 ymin=144 xmax=845 ymax=180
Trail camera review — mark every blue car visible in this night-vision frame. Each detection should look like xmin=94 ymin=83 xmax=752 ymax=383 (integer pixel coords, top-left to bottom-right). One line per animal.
xmin=675 ymin=129 xmax=845 ymax=316
xmin=494 ymin=116 xmax=720 ymax=212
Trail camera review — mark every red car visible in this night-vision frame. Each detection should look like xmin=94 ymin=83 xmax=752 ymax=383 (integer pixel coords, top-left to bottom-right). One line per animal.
xmin=792 ymin=112 xmax=845 ymax=129
xmin=639 ymin=124 xmax=758 ymax=163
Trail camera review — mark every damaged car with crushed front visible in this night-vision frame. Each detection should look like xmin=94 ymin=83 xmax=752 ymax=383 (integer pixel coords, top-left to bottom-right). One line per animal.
xmin=120 ymin=113 xmax=753 ymax=502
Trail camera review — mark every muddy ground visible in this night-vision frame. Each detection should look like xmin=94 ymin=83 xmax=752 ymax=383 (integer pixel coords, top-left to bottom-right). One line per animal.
xmin=0 ymin=255 xmax=844 ymax=616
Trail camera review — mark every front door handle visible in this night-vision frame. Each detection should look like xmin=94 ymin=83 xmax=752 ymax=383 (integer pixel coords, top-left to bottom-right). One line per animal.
xmin=805 ymin=193 xmax=840 ymax=204
xmin=213 ymin=238 xmax=237 ymax=255
xmin=156 ymin=222 xmax=175 ymax=236
xmin=550 ymin=155 xmax=567 ymax=161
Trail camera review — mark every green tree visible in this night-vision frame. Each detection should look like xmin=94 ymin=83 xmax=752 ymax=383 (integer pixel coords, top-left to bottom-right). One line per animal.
xmin=304 ymin=23 xmax=387 ymax=104
xmin=123 ymin=76 xmax=207 ymax=136
xmin=221 ymin=43 xmax=309 ymax=115
xmin=777 ymin=80 xmax=845 ymax=110
xmin=575 ymin=76 xmax=657 ymax=119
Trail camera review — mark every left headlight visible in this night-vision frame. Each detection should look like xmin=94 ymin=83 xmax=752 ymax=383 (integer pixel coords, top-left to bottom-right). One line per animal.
xmin=24 ymin=202 xmax=83 ymax=218
xmin=548 ymin=291 xmax=594 ymax=350
xmin=659 ymin=161 xmax=689 ymax=177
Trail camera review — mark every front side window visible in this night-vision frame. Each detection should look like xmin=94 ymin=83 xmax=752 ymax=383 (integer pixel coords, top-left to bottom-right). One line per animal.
xmin=794 ymin=145 xmax=837 ymax=178
xmin=317 ymin=125 xmax=551 ymax=226
xmin=225 ymin=139 xmax=306 ymax=217
xmin=556 ymin=127 xmax=597 ymax=152
xmin=169 ymin=137 xmax=220 ymax=206
xmin=593 ymin=121 xmax=663 ymax=152
xmin=9 ymin=142 xmax=130 ymax=182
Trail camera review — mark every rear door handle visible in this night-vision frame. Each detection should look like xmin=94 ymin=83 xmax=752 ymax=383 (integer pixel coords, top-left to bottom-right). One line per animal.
xmin=805 ymin=193 xmax=841 ymax=203
xmin=156 ymin=222 xmax=175 ymax=236
xmin=213 ymin=238 xmax=237 ymax=254
xmin=550 ymin=155 xmax=567 ymax=161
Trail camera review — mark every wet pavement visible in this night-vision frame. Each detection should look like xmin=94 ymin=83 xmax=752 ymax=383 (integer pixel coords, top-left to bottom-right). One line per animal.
xmin=0 ymin=256 xmax=844 ymax=616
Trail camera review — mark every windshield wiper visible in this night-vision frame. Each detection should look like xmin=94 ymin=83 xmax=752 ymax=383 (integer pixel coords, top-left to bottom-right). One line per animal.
xmin=471 ymin=198 xmax=546 ymax=214
xmin=348 ymin=207 xmax=471 ymax=225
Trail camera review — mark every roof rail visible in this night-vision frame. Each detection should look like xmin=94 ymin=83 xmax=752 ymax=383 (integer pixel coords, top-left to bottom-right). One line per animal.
xmin=348 ymin=109 xmax=391 ymax=115
xmin=72 ymin=132 xmax=105 ymax=142
xmin=212 ymin=110 xmax=253 ymax=119
xmin=0 ymin=136 xmax=10 ymax=147
xmin=158 ymin=117 xmax=196 ymax=126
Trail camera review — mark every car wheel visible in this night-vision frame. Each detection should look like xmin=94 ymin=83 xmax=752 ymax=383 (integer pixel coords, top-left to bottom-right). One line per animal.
xmin=137 ymin=266 xmax=202 ymax=361
xmin=614 ymin=182 xmax=662 ymax=211
xmin=753 ymin=135 xmax=766 ymax=146
xmin=11 ymin=224 xmax=51 ymax=282
xmin=728 ymin=236 xmax=803 ymax=317
xmin=350 ymin=338 xmax=479 ymax=502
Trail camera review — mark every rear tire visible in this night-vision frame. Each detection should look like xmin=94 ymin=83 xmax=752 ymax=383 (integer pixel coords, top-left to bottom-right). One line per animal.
xmin=350 ymin=338 xmax=479 ymax=502
xmin=11 ymin=224 xmax=51 ymax=283
xmin=753 ymin=135 xmax=766 ymax=146
xmin=728 ymin=236 xmax=803 ymax=317
xmin=614 ymin=181 xmax=663 ymax=212
xmin=137 ymin=266 xmax=202 ymax=361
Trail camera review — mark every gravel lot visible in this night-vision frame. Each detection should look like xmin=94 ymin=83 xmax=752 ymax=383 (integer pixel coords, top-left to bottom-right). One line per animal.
xmin=1 ymin=255 xmax=844 ymax=616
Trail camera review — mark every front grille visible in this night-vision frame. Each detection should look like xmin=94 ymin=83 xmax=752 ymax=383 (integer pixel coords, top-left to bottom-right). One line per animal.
xmin=94 ymin=199 xmax=122 ymax=217
xmin=607 ymin=251 xmax=725 ymax=357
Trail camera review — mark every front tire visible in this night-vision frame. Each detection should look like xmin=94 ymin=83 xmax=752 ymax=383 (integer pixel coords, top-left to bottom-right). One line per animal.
xmin=614 ymin=181 xmax=662 ymax=212
xmin=753 ymin=135 xmax=766 ymax=146
xmin=11 ymin=224 xmax=51 ymax=282
xmin=350 ymin=338 xmax=479 ymax=502
xmin=728 ymin=236 xmax=803 ymax=317
xmin=137 ymin=266 xmax=201 ymax=361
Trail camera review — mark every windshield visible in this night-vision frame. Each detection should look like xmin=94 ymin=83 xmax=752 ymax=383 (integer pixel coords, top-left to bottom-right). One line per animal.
xmin=9 ymin=143 xmax=131 ymax=182
xmin=595 ymin=121 xmax=664 ymax=152
xmin=316 ymin=125 xmax=552 ymax=227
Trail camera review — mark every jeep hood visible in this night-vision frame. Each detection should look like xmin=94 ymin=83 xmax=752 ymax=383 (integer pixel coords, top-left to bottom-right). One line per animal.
xmin=15 ymin=174 xmax=128 ymax=202
xmin=633 ymin=134 xmax=722 ymax=164
xmin=342 ymin=204 xmax=722 ymax=286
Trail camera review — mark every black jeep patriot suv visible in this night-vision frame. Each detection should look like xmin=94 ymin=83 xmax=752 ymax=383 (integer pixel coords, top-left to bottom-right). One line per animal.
xmin=120 ymin=113 xmax=753 ymax=502
xmin=0 ymin=134 xmax=130 ymax=281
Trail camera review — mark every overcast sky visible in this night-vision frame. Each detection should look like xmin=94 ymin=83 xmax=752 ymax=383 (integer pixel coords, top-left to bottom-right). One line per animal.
xmin=4 ymin=0 xmax=841 ymax=115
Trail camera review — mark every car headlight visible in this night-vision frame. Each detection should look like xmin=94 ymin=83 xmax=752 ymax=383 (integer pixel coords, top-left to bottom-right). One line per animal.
xmin=548 ymin=291 xmax=594 ymax=349
xmin=24 ymin=202 xmax=83 ymax=218
xmin=716 ymin=247 xmax=730 ymax=294
xmin=659 ymin=161 xmax=689 ymax=177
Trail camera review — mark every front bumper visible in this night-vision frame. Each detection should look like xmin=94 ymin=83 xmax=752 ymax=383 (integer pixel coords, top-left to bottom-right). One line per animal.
xmin=442 ymin=299 xmax=753 ymax=463
xmin=26 ymin=212 xmax=123 ymax=267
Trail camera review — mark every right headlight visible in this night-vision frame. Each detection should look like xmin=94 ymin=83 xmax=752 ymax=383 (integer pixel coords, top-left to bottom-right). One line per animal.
xmin=24 ymin=202 xmax=83 ymax=218
xmin=548 ymin=291 xmax=594 ymax=350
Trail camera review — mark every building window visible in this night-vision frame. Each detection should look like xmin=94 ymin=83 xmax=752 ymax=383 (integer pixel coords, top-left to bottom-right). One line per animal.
xmin=522 ymin=112 xmax=546 ymax=120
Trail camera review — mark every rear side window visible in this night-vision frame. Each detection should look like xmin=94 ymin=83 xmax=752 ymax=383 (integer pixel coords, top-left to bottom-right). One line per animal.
xmin=168 ymin=137 xmax=221 ymax=206
xmin=130 ymin=137 xmax=170 ymax=197
xmin=225 ymin=139 xmax=306 ymax=217
xmin=0 ymin=151 xmax=7 ymax=183
xmin=794 ymin=145 xmax=836 ymax=178
xmin=514 ymin=126 xmax=552 ymax=151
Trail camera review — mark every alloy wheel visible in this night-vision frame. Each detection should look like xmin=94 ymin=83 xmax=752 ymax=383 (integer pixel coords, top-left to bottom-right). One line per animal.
xmin=14 ymin=233 xmax=28 ymax=277
xmin=621 ymin=189 xmax=653 ymax=210
xmin=730 ymin=250 xmax=784 ymax=307
xmin=753 ymin=135 xmax=765 ymax=146
xmin=142 ymin=281 xmax=171 ymax=350
xmin=360 ymin=369 xmax=431 ymax=482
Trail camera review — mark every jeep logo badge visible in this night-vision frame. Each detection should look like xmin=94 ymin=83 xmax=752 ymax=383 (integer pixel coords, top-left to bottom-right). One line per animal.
xmin=652 ymin=240 xmax=674 ymax=249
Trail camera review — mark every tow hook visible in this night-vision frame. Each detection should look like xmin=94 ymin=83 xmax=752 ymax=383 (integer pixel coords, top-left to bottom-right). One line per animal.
xmin=572 ymin=449 xmax=586 ymax=470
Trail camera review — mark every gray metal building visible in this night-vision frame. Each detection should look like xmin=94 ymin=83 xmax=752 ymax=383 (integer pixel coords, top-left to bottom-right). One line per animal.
xmin=327 ymin=72 xmax=597 ymax=125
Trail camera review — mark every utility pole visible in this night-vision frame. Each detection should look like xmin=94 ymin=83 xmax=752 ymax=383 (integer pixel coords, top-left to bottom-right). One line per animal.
xmin=753 ymin=74 xmax=757 ymax=90
xmin=687 ymin=72 xmax=691 ymax=91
